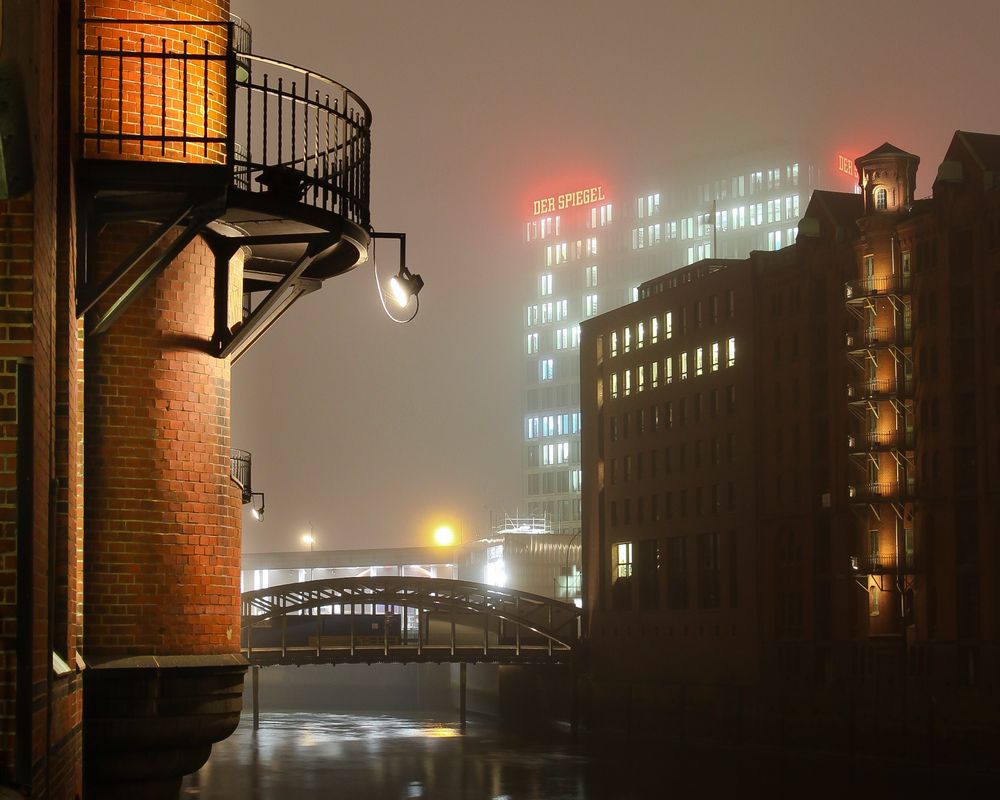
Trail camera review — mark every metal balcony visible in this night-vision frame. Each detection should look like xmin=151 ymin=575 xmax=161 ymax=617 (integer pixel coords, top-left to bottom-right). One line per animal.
xmin=850 ymin=553 xmax=918 ymax=575
xmin=848 ymin=480 xmax=916 ymax=504
xmin=846 ymin=325 xmax=913 ymax=351
xmin=847 ymin=377 xmax=915 ymax=401
xmin=231 ymin=449 xmax=252 ymax=503
xmin=845 ymin=274 xmax=912 ymax=301
xmin=75 ymin=16 xmax=373 ymax=358
xmin=848 ymin=429 xmax=915 ymax=453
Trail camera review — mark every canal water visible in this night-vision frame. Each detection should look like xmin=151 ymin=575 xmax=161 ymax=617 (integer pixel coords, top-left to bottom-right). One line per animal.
xmin=181 ymin=711 xmax=993 ymax=799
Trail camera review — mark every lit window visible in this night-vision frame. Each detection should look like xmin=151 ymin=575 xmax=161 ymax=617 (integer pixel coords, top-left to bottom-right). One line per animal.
xmin=526 ymin=332 xmax=539 ymax=354
xmin=545 ymin=246 xmax=553 ymax=267
xmin=585 ymin=265 xmax=598 ymax=287
xmin=630 ymin=286 xmax=639 ymax=302
xmin=624 ymin=327 xmax=632 ymax=353
xmin=874 ymin=187 xmax=887 ymax=211
xmin=542 ymin=444 xmax=554 ymax=465
xmin=525 ymin=417 xmax=539 ymax=439
xmin=695 ymin=347 xmax=704 ymax=376
xmin=587 ymin=237 xmax=598 ymax=256
xmin=665 ymin=311 xmax=673 ymax=339
xmin=651 ymin=360 xmax=659 ymax=387
xmin=527 ymin=305 xmax=538 ymax=326
xmin=665 ymin=356 xmax=673 ymax=384
xmin=585 ymin=293 xmax=599 ymax=317
xmin=539 ymin=358 xmax=554 ymax=381
xmin=556 ymin=328 xmax=568 ymax=350
xmin=611 ymin=373 xmax=618 ymax=398
xmin=624 ymin=369 xmax=632 ymax=396
xmin=555 ymin=299 xmax=568 ymax=320
xmin=571 ymin=326 xmax=580 ymax=347
xmin=610 ymin=331 xmax=618 ymax=357
xmin=711 ymin=342 xmax=720 ymax=371
xmin=557 ymin=441 xmax=570 ymax=464
xmin=540 ymin=274 xmax=553 ymax=296
xmin=651 ymin=316 xmax=659 ymax=343
xmin=541 ymin=302 xmax=552 ymax=323
xmin=637 ymin=365 xmax=645 ymax=393
xmin=727 ymin=337 xmax=736 ymax=367
xmin=613 ymin=542 xmax=633 ymax=579
xmin=637 ymin=321 xmax=645 ymax=348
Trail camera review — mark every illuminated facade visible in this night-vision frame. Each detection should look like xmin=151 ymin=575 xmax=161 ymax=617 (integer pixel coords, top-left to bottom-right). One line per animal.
xmin=579 ymin=131 xmax=1000 ymax=759
xmin=521 ymin=148 xmax=849 ymax=536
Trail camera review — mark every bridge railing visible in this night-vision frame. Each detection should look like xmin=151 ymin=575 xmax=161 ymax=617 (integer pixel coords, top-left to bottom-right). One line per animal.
xmin=240 ymin=576 xmax=581 ymax=665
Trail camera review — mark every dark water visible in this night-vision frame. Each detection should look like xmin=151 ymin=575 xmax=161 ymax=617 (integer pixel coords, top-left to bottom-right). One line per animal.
xmin=181 ymin=712 xmax=995 ymax=800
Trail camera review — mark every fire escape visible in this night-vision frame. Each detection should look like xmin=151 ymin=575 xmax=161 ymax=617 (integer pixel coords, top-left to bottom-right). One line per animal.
xmin=845 ymin=267 xmax=917 ymax=621
xmin=75 ymin=13 xmax=373 ymax=360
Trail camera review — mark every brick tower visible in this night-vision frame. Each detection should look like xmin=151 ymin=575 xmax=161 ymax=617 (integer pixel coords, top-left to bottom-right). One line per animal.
xmin=1 ymin=1 xmax=377 ymax=796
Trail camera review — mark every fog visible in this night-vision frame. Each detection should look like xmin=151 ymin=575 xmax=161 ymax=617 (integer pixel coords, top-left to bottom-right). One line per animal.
xmin=231 ymin=0 xmax=1000 ymax=553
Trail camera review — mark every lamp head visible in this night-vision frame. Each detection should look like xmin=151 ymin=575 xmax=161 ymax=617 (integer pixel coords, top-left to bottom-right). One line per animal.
xmin=389 ymin=268 xmax=424 ymax=308
xmin=250 ymin=493 xmax=265 ymax=520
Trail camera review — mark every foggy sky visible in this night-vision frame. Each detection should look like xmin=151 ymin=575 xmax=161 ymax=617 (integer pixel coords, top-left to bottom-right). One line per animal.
xmin=231 ymin=0 xmax=1000 ymax=554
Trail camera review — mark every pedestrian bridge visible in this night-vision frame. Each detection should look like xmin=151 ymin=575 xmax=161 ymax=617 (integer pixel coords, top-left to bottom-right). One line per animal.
xmin=241 ymin=576 xmax=582 ymax=667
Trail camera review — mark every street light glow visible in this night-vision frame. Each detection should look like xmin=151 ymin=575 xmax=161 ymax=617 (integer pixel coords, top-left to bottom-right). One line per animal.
xmin=434 ymin=526 xmax=455 ymax=546
xmin=302 ymin=533 xmax=315 ymax=546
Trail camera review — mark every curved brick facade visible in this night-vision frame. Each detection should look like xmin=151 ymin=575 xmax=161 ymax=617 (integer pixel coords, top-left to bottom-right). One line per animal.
xmin=83 ymin=228 xmax=242 ymax=657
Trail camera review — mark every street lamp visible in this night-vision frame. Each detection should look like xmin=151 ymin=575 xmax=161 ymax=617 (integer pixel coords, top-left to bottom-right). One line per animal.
xmin=302 ymin=525 xmax=315 ymax=582
xmin=434 ymin=525 xmax=455 ymax=547
xmin=372 ymin=231 xmax=423 ymax=322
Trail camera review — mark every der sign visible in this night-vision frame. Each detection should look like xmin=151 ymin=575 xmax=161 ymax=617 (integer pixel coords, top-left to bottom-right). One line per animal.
xmin=532 ymin=185 xmax=605 ymax=216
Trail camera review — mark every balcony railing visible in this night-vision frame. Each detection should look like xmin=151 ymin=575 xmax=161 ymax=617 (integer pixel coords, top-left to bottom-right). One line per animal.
xmin=848 ymin=480 xmax=916 ymax=504
xmin=850 ymin=553 xmax=918 ymax=575
xmin=847 ymin=377 xmax=915 ymax=400
xmin=848 ymin=429 xmax=915 ymax=452
xmin=846 ymin=326 xmax=913 ymax=349
xmin=231 ymin=448 xmax=252 ymax=503
xmin=78 ymin=17 xmax=371 ymax=227
xmin=845 ymin=274 xmax=912 ymax=300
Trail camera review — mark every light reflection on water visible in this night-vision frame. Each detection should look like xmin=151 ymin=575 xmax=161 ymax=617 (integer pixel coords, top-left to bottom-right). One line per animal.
xmin=183 ymin=712 xmax=589 ymax=800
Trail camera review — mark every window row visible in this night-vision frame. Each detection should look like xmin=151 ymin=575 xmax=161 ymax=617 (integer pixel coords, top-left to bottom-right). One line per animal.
xmin=525 ymin=412 xmax=582 ymax=440
xmin=525 ymin=216 xmax=561 ymax=242
xmin=527 ymin=297 xmax=598 ymax=327
xmin=609 ymin=483 xmax=737 ymax=527
xmin=608 ymin=340 xmax=736 ymax=398
xmin=543 ymin=237 xmax=598 ymax=267
xmin=608 ymin=297 xmax=736 ymax=356
xmin=609 ymin=531 xmax=739 ymax=613
xmin=525 ymin=468 xmax=583 ymax=496
xmin=607 ymin=435 xmax=738 ymax=482
xmin=526 ymin=440 xmax=582 ymax=467
xmin=607 ymin=389 xmax=738 ymax=441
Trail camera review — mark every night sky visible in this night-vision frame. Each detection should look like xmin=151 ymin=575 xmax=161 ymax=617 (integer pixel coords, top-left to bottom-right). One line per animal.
xmin=231 ymin=0 xmax=1000 ymax=554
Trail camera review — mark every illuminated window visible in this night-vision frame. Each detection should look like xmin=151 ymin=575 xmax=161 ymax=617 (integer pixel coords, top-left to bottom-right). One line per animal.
xmin=637 ymin=365 xmax=645 ymax=393
xmin=768 ymin=230 xmax=783 ymax=250
xmin=651 ymin=360 xmax=659 ymax=388
xmin=585 ymin=265 xmax=598 ymax=287
xmin=572 ymin=412 xmax=581 ymax=433
xmin=749 ymin=203 xmax=763 ymax=226
xmin=717 ymin=209 xmax=728 ymax=231
xmin=785 ymin=195 xmax=800 ymax=220
xmin=571 ymin=469 xmax=582 ymax=492
xmin=750 ymin=170 xmax=763 ymax=194
xmin=526 ymin=332 xmax=539 ymax=354
xmin=541 ymin=302 xmax=552 ymax=323
xmin=545 ymin=246 xmax=553 ymax=266
xmin=555 ymin=328 xmax=569 ymax=350
xmin=665 ymin=311 xmax=673 ymax=339
xmin=711 ymin=342 xmax=720 ymax=371
xmin=665 ymin=356 xmax=673 ymax=384
xmin=613 ymin=542 xmax=633 ymax=579
xmin=624 ymin=327 xmax=632 ymax=353
xmin=874 ymin=187 xmax=887 ymax=211
xmin=542 ymin=444 xmax=554 ymax=465
xmin=631 ymin=287 xmax=639 ymax=302
xmin=624 ymin=369 xmax=632 ymax=396
xmin=554 ymin=242 xmax=568 ymax=264
xmin=787 ymin=163 xmax=799 ymax=186
xmin=695 ymin=347 xmax=704 ymax=376
xmin=650 ymin=316 xmax=659 ymax=343
xmin=587 ymin=237 xmax=598 ymax=255
xmin=727 ymin=337 xmax=736 ymax=367
xmin=649 ymin=224 xmax=661 ymax=245
xmin=680 ymin=352 xmax=688 ymax=380
xmin=540 ymin=274 xmax=553 ymax=296
xmin=600 ymin=203 xmax=612 ymax=226
xmin=525 ymin=417 xmax=539 ymax=439
xmin=611 ymin=373 xmax=618 ymax=398
xmin=527 ymin=305 xmax=539 ymax=326
xmin=557 ymin=441 xmax=570 ymax=464
xmin=637 ymin=321 xmax=645 ymax=348
xmin=869 ymin=584 xmax=879 ymax=616
xmin=571 ymin=326 xmax=580 ymax=347
xmin=649 ymin=193 xmax=660 ymax=215
xmin=542 ymin=415 xmax=555 ymax=436
xmin=637 ymin=196 xmax=645 ymax=219
xmin=539 ymin=358 xmax=554 ymax=381
xmin=585 ymin=293 xmax=599 ymax=317
xmin=610 ymin=331 xmax=618 ymax=357
xmin=555 ymin=299 xmax=568 ymax=320
xmin=767 ymin=199 xmax=779 ymax=224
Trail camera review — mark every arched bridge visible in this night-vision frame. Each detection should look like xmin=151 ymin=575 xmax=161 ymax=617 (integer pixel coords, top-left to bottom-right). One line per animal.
xmin=241 ymin=576 xmax=582 ymax=666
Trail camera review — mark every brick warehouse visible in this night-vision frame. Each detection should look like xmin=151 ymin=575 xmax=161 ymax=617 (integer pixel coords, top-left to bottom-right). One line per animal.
xmin=580 ymin=133 xmax=1000 ymax=763
xmin=1 ymin=1 xmax=380 ymax=796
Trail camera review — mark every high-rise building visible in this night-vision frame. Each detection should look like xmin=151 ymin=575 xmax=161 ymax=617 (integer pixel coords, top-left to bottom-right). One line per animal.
xmin=578 ymin=130 xmax=1000 ymax=757
xmin=520 ymin=147 xmax=853 ymax=535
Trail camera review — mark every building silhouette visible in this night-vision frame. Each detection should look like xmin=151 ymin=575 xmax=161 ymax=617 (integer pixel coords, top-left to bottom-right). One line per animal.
xmin=1 ymin=2 xmax=378 ymax=796
xmin=580 ymin=131 xmax=1000 ymax=758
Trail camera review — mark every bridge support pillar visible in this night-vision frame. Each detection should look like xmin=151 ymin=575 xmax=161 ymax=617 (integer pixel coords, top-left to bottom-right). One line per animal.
xmin=252 ymin=665 xmax=260 ymax=731
xmin=460 ymin=662 xmax=467 ymax=730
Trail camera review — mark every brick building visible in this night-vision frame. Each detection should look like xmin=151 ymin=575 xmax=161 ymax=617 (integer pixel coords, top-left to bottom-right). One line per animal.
xmin=1 ymin=2 xmax=379 ymax=796
xmin=580 ymin=131 xmax=1000 ymax=760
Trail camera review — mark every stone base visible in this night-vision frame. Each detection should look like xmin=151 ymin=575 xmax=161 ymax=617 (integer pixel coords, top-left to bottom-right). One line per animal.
xmin=83 ymin=654 xmax=247 ymax=799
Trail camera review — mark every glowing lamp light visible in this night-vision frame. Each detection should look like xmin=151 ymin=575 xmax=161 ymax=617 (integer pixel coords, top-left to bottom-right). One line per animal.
xmin=434 ymin=526 xmax=455 ymax=546
xmin=389 ymin=269 xmax=424 ymax=307
xmin=302 ymin=533 xmax=315 ymax=547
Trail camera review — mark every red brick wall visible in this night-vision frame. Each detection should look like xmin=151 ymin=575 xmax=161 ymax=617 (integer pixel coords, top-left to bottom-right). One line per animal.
xmin=83 ymin=226 xmax=241 ymax=657
xmin=81 ymin=2 xmax=231 ymax=163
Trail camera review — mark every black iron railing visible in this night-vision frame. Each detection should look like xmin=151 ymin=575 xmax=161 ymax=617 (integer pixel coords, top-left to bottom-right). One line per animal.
xmin=850 ymin=553 xmax=918 ymax=574
xmin=845 ymin=274 xmax=912 ymax=300
xmin=846 ymin=326 xmax=913 ymax=349
xmin=77 ymin=17 xmax=372 ymax=228
xmin=847 ymin=377 xmax=915 ymax=400
xmin=231 ymin=448 xmax=252 ymax=503
xmin=849 ymin=480 xmax=916 ymax=503
xmin=848 ymin=430 xmax=915 ymax=451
